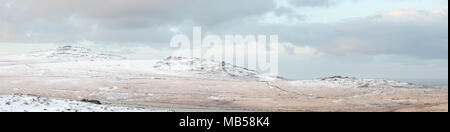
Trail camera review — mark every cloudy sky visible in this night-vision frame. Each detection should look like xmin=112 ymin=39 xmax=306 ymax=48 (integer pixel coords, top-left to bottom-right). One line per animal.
xmin=0 ymin=0 xmax=448 ymax=82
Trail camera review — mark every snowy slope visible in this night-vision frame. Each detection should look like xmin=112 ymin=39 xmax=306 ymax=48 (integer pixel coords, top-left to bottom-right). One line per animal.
xmin=290 ymin=76 xmax=424 ymax=89
xmin=153 ymin=56 xmax=281 ymax=81
xmin=0 ymin=94 xmax=167 ymax=112
xmin=0 ymin=46 xmax=279 ymax=81
xmin=0 ymin=46 xmax=125 ymax=63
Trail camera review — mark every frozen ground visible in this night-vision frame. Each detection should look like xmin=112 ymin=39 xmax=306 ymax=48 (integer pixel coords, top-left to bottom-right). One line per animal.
xmin=0 ymin=46 xmax=447 ymax=112
xmin=290 ymin=76 xmax=426 ymax=89
xmin=0 ymin=94 xmax=167 ymax=112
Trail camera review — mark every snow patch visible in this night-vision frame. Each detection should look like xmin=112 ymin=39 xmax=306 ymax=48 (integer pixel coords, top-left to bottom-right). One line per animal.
xmin=0 ymin=94 xmax=166 ymax=112
xmin=208 ymin=96 xmax=223 ymax=100
xmin=99 ymin=86 xmax=119 ymax=91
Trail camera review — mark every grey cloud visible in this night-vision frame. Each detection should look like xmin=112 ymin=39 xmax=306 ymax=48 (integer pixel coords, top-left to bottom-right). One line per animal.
xmin=1 ymin=0 xmax=447 ymax=60
xmin=199 ymin=9 xmax=448 ymax=60
xmin=317 ymin=10 xmax=449 ymax=59
xmin=1 ymin=0 xmax=339 ymax=43
xmin=288 ymin=0 xmax=337 ymax=7
xmin=1 ymin=0 xmax=279 ymax=43
xmin=13 ymin=0 xmax=276 ymax=28
xmin=5 ymin=0 xmax=340 ymax=29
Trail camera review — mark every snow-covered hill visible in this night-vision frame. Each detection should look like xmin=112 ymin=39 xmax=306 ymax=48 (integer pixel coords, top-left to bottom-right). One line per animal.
xmin=0 ymin=94 xmax=166 ymax=112
xmin=1 ymin=46 xmax=279 ymax=81
xmin=1 ymin=46 xmax=125 ymax=63
xmin=291 ymin=76 xmax=425 ymax=89
xmin=153 ymin=56 xmax=281 ymax=81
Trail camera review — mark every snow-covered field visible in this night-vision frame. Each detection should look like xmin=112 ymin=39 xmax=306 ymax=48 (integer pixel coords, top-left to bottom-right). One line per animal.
xmin=290 ymin=76 xmax=425 ymax=89
xmin=0 ymin=94 xmax=167 ymax=112
xmin=0 ymin=46 xmax=447 ymax=112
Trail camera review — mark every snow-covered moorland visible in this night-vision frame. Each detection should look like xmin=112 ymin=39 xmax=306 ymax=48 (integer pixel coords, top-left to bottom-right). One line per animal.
xmin=0 ymin=46 xmax=447 ymax=112
xmin=291 ymin=76 xmax=425 ymax=89
xmin=0 ymin=94 xmax=167 ymax=112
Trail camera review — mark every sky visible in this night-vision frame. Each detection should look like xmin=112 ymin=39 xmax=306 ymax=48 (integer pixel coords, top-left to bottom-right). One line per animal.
xmin=0 ymin=0 xmax=448 ymax=82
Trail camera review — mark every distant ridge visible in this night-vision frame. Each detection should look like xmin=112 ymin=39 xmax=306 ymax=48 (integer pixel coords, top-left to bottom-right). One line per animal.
xmin=23 ymin=46 xmax=126 ymax=62
xmin=153 ymin=56 xmax=282 ymax=81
